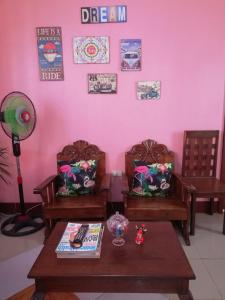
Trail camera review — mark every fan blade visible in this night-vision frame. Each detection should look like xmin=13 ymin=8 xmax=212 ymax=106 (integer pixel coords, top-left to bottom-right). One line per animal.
xmin=1 ymin=91 xmax=36 ymax=140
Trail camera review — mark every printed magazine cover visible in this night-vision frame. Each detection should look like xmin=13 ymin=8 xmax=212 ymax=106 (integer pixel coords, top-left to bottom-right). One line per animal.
xmin=55 ymin=223 xmax=103 ymax=257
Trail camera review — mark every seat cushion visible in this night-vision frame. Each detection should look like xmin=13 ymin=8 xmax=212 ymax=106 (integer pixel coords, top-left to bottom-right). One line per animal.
xmin=131 ymin=160 xmax=173 ymax=197
xmin=125 ymin=196 xmax=188 ymax=220
xmin=44 ymin=194 xmax=105 ymax=219
xmin=57 ymin=159 xmax=97 ymax=196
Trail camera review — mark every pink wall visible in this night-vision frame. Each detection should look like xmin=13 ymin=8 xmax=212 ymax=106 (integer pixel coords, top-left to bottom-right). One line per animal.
xmin=1 ymin=0 xmax=225 ymax=203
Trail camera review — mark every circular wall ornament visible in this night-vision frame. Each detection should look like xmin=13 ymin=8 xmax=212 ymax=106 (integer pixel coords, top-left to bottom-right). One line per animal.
xmin=73 ymin=36 xmax=109 ymax=64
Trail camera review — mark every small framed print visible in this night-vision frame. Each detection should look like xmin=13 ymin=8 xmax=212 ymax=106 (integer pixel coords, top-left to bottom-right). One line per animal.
xmin=88 ymin=73 xmax=117 ymax=94
xmin=36 ymin=27 xmax=64 ymax=81
xmin=73 ymin=36 xmax=109 ymax=64
xmin=121 ymin=39 xmax=141 ymax=71
xmin=137 ymin=81 xmax=161 ymax=100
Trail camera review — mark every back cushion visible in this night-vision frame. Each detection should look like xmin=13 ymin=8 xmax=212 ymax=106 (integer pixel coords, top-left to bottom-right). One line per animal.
xmin=131 ymin=160 xmax=173 ymax=197
xmin=57 ymin=159 xmax=97 ymax=196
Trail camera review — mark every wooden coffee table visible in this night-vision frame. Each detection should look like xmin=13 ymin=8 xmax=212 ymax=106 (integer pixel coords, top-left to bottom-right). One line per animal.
xmin=28 ymin=221 xmax=195 ymax=300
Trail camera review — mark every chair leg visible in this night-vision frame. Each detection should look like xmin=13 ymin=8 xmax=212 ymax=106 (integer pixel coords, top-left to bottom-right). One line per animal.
xmin=190 ymin=194 xmax=196 ymax=235
xmin=44 ymin=219 xmax=51 ymax=241
xmin=183 ymin=220 xmax=190 ymax=246
xmin=218 ymin=198 xmax=224 ymax=214
xmin=223 ymin=209 xmax=225 ymax=235
xmin=209 ymin=197 xmax=214 ymax=215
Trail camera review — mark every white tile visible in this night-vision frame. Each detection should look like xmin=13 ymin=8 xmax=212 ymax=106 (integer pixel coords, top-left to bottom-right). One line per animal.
xmin=195 ymin=213 xmax=224 ymax=232
xmin=0 ymin=215 xmax=45 ymax=262
xmin=75 ymin=293 xmax=103 ymax=300
xmin=191 ymin=230 xmax=225 ymax=259
xmin=0 ymin=245 xmax=43 ymax=299
xmin=164 ymin=294 xmax=179 ymax=300
xmin=97 ymin=293 xmax=167 ymax=300
xmin=182 ymin=242 xmax=201 ymax=259
xmin=188 ymin=259 xmax=222 ymax=300
xmin=188 ymin=214 xmax=225 ymax=259
xmin=203 ymin=259 xmax=225 ymax=298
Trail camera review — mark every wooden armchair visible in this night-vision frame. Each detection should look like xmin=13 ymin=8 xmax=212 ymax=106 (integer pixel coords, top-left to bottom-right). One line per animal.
xmin=122 ymin=139 xmax=194 ymax=245
xmin=34 ymin=140 xmax=110 ymax=239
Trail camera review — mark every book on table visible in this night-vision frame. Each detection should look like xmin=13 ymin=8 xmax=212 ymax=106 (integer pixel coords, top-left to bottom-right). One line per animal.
xmin=55 ymin=222 xmax=104 ymax=258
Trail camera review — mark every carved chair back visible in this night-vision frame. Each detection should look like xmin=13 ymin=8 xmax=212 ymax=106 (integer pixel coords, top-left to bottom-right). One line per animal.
xmin=125 ymin=139 xmax=174 ymax=191
xmin=182 ymin=130 xmax=219 ymax=177
xmin=57 ymin=140 xmax=105 ymax=192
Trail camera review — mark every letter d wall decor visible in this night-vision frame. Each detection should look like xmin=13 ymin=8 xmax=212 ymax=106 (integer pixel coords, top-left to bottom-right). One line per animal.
xmin=81 ymin=6 xmax=127 ymax=24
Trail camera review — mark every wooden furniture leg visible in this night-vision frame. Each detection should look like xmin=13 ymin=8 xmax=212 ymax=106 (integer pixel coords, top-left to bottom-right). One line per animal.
xmin=190 ymin=193 xmax=196 ymax=235
xmin=209 ymin=197 xmax=214 ymax=215
xmin=223 ymin=209 xmax=225 ymax=235
xmin=32 ymin=291 xmax=45 ymax=300
xmin=179 ymin=290 xmax=194 ymax=300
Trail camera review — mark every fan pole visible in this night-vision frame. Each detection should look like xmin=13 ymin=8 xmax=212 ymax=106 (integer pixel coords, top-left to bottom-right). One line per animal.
xmin=15 ymin=157 xmax=26 ymax=215
xmin=12 ymin=134 xmax=26 ymax=215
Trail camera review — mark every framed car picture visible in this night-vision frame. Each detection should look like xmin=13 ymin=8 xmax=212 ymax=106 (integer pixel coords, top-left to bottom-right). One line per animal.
xmin=120 ymin=39 xmax=141 ymax=71
xmin=88 ymin=73 xmax=117 ymax=94
xmin=137 ymin=81 xmax=161 ymax=100
xmin=73 ymin=36 xmax=109 ymax=64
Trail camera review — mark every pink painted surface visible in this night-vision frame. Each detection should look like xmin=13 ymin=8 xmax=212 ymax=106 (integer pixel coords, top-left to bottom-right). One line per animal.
xmin=0 ymin=0 xmax=225 ymax=203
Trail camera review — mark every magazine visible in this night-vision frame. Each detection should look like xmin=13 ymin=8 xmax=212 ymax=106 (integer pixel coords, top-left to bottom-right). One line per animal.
xmin=55 ymin=223 xmax=104 ymax=258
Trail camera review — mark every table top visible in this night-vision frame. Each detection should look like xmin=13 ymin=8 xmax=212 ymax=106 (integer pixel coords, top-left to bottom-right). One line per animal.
xmin=183 ymin=177 xmax=225 ymax=194
xmin=28 ymin=221 xmax=195 ymax=281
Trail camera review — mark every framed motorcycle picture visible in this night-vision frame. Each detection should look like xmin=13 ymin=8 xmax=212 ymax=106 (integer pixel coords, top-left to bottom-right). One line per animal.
xmin=88 ymin=73 xmax=117 ymax=94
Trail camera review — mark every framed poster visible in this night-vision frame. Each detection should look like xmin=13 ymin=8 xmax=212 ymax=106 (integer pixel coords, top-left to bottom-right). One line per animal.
xmin=36 ymin=27 xmax=64 ymax=81
xmin=120 ymin=39 xmax=141 ymax=71
xmin=88 ymin=73 xmax=117 ymax=94
xmin=73 ymin=36 xmax=109 ymax=64
xmin=137 ymin=81 xmax=161 ymax=100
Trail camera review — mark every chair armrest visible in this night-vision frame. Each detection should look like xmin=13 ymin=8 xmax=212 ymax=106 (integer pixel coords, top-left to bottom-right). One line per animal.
xmin=100 ymin=174 xmax=111 ymax=190
xmin=172 ymin=172 xmax=196 ymax=207
xmin=33 ymin=175 xmax=58 ymax=205
xmin=33 ymin=175 xmax=58 ymax=194
xmin=121 ymin=173 xmax=129 ymax=194
xmin=174 ymin=173 xmax=197 ymax=193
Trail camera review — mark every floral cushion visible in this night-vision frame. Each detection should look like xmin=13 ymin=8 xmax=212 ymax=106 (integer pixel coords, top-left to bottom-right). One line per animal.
xmin=131 ymin=160 xmax=173 ymax=197
xmin=57 ymin=159 xmax=97 ymax=196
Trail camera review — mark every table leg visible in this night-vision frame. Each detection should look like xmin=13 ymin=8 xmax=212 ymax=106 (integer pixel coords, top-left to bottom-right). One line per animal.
xmin=178 ymin=289 xmax=194 ymax=300
xmin=223 ymin=209 xmax=225 ymax=235
xmin=209 ymin=197 xmax=214 ymax=215
xmin=31 ymin=290 xmax=45 ymax=300
xmin=190 ymin=193 xmax=196 ymax=235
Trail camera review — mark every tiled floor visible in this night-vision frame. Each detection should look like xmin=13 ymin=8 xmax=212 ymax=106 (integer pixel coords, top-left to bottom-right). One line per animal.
xmin=0 ymin=213 xmax=225 ymax=300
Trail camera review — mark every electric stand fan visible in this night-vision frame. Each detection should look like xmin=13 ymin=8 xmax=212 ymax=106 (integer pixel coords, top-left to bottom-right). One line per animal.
xmin=0 ymin=91 xmax=44 ymax=236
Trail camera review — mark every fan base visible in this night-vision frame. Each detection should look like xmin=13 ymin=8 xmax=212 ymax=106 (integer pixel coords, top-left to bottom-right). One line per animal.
xmin=1 ymin=213 xmax=45 ymax=237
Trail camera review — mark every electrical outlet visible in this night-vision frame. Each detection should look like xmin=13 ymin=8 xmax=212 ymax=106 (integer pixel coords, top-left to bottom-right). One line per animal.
xmin=112 ymin=170 xmax=122 ymax=176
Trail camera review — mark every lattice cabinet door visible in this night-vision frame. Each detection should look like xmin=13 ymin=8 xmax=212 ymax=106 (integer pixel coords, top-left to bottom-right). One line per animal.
xmin=182 ymin=130 xmax=219 ymax=177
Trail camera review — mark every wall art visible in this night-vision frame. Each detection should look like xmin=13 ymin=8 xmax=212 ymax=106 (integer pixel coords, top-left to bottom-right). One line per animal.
xmin=120 ymin=39 xmax=141 ymax=71
xmin=137 ymin=81 xmax=161 ymax=100
xmin=73 ymin=36 xmax=109 ymax=64
xmin=88 ymin=73 xmax=117 ymax=94
xmin=36 ymin=27 xmax=64 ymax=81
xmin=81 ymin=5 xmax=127 ymax=24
